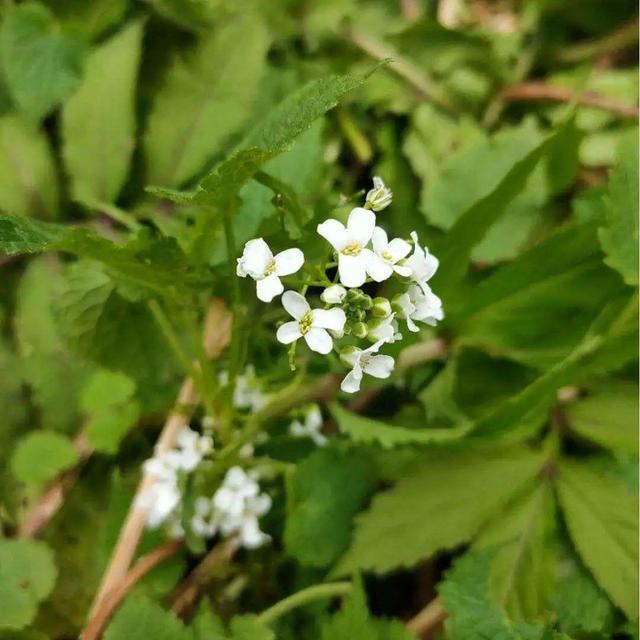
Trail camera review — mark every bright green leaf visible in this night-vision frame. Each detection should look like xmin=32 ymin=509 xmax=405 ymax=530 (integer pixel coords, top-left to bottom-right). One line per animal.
xmin=228 ymin=615 xmax=274 ymax=640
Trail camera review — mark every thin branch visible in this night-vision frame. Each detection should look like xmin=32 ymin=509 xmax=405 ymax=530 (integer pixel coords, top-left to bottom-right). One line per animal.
xmin=82 ymin=538 xmax=184 ymax=640
xmin=19 ymin=432 xmax=93 ymax=538
xmin=406 ymin=597 xmax=447 ymax=639
xmin=501 ymin=82 xmax=639 ymax=119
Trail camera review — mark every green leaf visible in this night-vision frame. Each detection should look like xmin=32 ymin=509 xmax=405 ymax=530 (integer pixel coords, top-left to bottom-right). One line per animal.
xmin=564 ymin=383 xmax=639 ymax=454
xmin=335 ymin=445 xmax=544 ymax=575
xmin=0 ymin=115 xmax=59 ymax=218
xmin=11 ymin=431 xmax=79 ymax=488
xmin=62 ymin=20 xmax=144 ymax=203
xmin=475 ymin=484 xmax=556 ymax=622
xmin=228 ymin=615 xmax=275 ymax=640
xmin=598 ymin=130 xmax=639 ymax=285
xmin=191 ymin=602 xmax=226 ymax=640
xmin=104 ymin=595 xmax=193 ymax=640
xmin=0 ymin=2 xmax=84 ymax=120
xmin=331 ymin=402 xmax=469 ymax=448
xmin=319 ymin=577 xmax=415 ymax=640
xmin=555 ymin=459 xmax=639 ymax=619
xmin=0 ymin=539 xmax=57 ymax=630
xmin=144 ymin=12 xmax=269 ymax=187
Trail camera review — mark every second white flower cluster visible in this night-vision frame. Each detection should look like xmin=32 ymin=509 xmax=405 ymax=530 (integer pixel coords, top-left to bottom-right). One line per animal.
xmin=236 ymin=177 xmax=443 ymax=393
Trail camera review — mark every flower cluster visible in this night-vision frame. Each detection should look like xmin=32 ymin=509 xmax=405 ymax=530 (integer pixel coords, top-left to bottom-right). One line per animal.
xmin=288 ymin=404 xmax=326 ymax=446
xmin=237 ymin=177 xmax=443 ymax=393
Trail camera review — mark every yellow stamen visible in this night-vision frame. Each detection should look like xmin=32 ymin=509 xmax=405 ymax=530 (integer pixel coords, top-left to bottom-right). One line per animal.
xmin=264 ymin=259 xmax=276 ymax=275
xmin=343 ymin=243 xmax=362 ymax=256
xmin=299 ymin=311 xmax=314 ymax=335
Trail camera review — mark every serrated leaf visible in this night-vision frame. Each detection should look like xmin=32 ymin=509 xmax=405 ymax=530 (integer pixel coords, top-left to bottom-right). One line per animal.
xmin=104 ymin=595 xmax=193 ymax=640
xmin=0 ymin=115 xmax=59 ymax=218
xmin=564 ymin=383 xmax=638 ymax=454
xmin=62 ymin=20 xmax=144 ymax=203
xmin=555 ymin=459 xmax=639 ymax=619
xmin=0 ymin=539 xmax=57 ymax=630
xmin=0 ymin=2 xmax=84 ymax=120
xmin=475 ymin=484 xmax=556 ymax=621
xmin=598 ymin=130 xmax=639 ymax=285
xmin=284 ymin=448 xmax=375 ymax=569
xmin=11 ymin=431 xmax=79 ymax=488
xmin=331 ymin=402 xmax=469 ymax=448
xmin=335 ymin=446 xmax=544 ymax=575
xmin=144 ymin=13 xmax=269 ymax=187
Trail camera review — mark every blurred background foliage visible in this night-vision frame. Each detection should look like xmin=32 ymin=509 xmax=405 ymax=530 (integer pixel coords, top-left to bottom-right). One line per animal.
xmin=0 ymin=0 xmax=637 ymax=639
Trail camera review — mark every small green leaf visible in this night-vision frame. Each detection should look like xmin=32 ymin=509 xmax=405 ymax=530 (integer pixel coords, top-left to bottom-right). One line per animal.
xmin=11 ymin=431 xmax=79 ymax=488
xmin=62 ymin=20 xmax=144 ymax=203
xmin=0 ymin=2 xmax=84 ymax=120
xmin=0 ymin=539 xmax=57 ymax=630
xmin=555 ymin=459 xmax=639 ymax=620
xmin=598 ymin=130 xmax=639 ymax=285
xmin=191 ymin=602 xmax=226 ymax=640
xmin=228 ymin=615 xmax=275 ymax=640
xmin=284 ymin=448 xmax=375 ymax=569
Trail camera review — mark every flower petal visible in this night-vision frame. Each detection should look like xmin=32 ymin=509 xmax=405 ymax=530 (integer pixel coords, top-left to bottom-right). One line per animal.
xmin=274 ymin=248 xmax=304 ymax=276
xmin=366 ymin=253 xmax=394 ymax=282
xmin=281 ymin=290 xmax=310 ymax=319
xmin=304 ymin=327 xmax=333 ymax=354
xmin=338 ymin=254 xmax=367 ymax=288
xmin=372 ymin=226 xmax=388 ymax=254
xmin=313 ymin=307 xmax=346 ymax=331
xmin=347 ymin=207 xmax=376 ymax=245
xmin=256 ymin=274 xmax=283 ymax=302
xmin=388 ymin=238 xmax=411 ymax=261
xmin=317 ymin=219 xmax=348 ymax=251
xmin=240 ymin=238 xmax=272 ymax=277
xmin=276 ymin=321 xmax=302 ymax=344
xmin=321 ymin=284 xmax=347 ymax=304
xmin=340 ymin=365 xmax=363 ymax=393
xmin=393 ymin=264 xmax=412 ymax=278
xmin=363 ymin=354 xmax=395 ymax=379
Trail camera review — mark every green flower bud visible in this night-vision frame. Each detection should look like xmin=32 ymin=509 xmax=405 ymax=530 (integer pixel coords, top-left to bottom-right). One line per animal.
xmin=371 ymin=296 xmax=392 ymax=317
xmin=351 ymin=321 xmax=368 ymax=339
xmin=361 ymin=294 xmax=373 ymax=310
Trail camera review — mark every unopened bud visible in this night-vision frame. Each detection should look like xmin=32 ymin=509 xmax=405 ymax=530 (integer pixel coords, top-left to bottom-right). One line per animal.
xmin=365 ymin=176 xmax=392 ymax=212
xmin=351 ymin=321 xmax=368 ymax=339
xmin=371 ymin=296 xmax=392 ymax=317
xmin=321 ymin=284 xmax=347 ymax=304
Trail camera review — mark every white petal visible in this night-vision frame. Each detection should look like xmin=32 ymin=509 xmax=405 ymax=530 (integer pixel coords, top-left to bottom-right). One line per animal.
xmin=366 ymin=254 xmax=394 ymax=282
xmin=372 ymin=226 xmax=388 ymax=254
xmin=304 ymin=327 xmax=333 ymax=354
xmin=346 ymin=207 xmax=376 ymax=245
xmin=388 ymin=238 xmax=411 ymax=261
xmin=363 ymin=354 xmax=395 ymax=379
xmin=256 ymin=274 xmax=283 ymax=302
xmin=312 ymin=307 xmax=346 ymax=331
xmin=276 ymin=321 xmax=302 ymax=344
xmin=340 ymin=347 xmax=362 ymax=367
xmin=340 ymin=365 xmax=363 ymax=393
xmin=320 ymin=284 xmax=347 ymax=304
xmin=241 ymin=238 xmax=272 ymax=277
xmin=393 ymin=264 xmax=412 ymax=277
xmin=281 ymin=290 xmax=310 ymax=319
xmin=317 ymin=219 xmax=348 ymax=251
xmin=274 ymin=248 xmax=304 ymax=276
xmin=421 ymin=253 xmax=439 ymax=281
xmin=338 ymin=254 xmax=367 ymax=288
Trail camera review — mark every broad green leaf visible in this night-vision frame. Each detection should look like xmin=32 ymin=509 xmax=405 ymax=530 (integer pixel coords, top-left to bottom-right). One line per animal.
xmin=144 ymin=13 xmax=269 ymax=187
xmin=320 ymin=577 xmax=415 ymax=640
xmin=555 ymin=459 xmax=639 ymax=619
xmin=475 ymin=484 xmax=556 ymax=622
xmin=0 ymin=539 xmax=57 ymax=630
xmin=62 ymin=20 xmax=144 ymax=203
xmin=0 ymin=2 xmax=84 ymax=120
xmin=191 ymin=602 xmax=226 ymax=640
xmin=284 ymin=448 xmax=375 ymax=569
xmin=46 ymin=0 xmax=129 ymax=40
xmin=104 ymin=595 xmax=193 ymax=640
xmin=598 ymin=130 xmax=639 ymax=285
xmin=439 ymin=550 xmax=548 ymax=640
xmin=331 ymin=402 xmax=469 ymax=448
xmin=564 ymin=383 xmax=638 ymax=454
xmin=11 ymin=431 xmax=79 ymax=488
xmin=228 ymin=615 xmax=275 ymax=640
xmin=335 ymin=445 xmax=544 ymax=575
xmin=0 ymin=115 xmax=59 ymax=217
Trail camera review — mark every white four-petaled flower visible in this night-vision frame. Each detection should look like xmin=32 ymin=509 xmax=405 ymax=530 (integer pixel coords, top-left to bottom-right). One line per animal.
xmin=289 ymin=404 xmax=327 ymax=446
xmin=368 ymin=227 xmax=412 ymax=282
xmin=405 ymin=231 xmax=439 ymax=294
xmin=395 ymin=284 xmax=444 ymax=332
xmin=237 ymin=238 xmax=304 ymax=302
xmin=340 ymin=340 xmax=395 ymax=393
xmin=317 ymin=207 xmax=376 ymax=288
xmin=276 ymin=291 xmax=346 ymax=354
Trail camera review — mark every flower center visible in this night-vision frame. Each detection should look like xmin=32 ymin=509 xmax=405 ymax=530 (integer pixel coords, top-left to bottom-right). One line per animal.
xmin=381 ymin=250 xmax=393 ymax=262
xmin=342 ymin=243 xmax=362 ymax=256
xmin=264 ymin=259 xmax=276 ymax=276
xmin=298 ymin=311 xmax=314 ymax=335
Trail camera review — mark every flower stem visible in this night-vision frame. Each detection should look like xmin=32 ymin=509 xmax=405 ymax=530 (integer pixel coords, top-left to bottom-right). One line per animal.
xmin=223 ymin=212 xmax=243 ymax=394
xmin=257 ymin=582 xmax=352 ymax=626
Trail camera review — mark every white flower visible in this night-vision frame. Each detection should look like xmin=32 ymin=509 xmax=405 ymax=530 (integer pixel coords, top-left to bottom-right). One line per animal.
xmin=395 ymin=284 xmax=444 ymax=332
xmin=405 ymin=231 xmax=439 ymax=293
xmin=365 ymin=176 xmax=393 ymax=211
xmin=191 ymin=496 xmax=220 ymax=538
xmin=276 ymin=291 xmax=346 ymax=355
xmin=321 ymin=284 xmax=347 ymax=304
xmin=137 ymin=466 xmax=180 ymax=529
xmin=169 ymin=426 xmax=213 ymax=472
xmin=237 ymin=238 xmax=304 ymax=302
xmin=213 ymin=466 xmax=259 ymax=518
xmin=367 ymin=227 xmax=412 ymax=282
xmin=367 ymin=313 xmax=402 ymax=344
xmin=340 ymin=340 xmax=395 ymax=393
xmin=289 ymin=404 xmax=327 ymax=446
xmin=317 ymin=207 xmax=376 ymax=288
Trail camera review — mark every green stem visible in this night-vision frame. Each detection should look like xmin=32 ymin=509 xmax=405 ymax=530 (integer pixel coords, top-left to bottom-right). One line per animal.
xmin=258 ymin=582 xmax=353 ymax=626
xmin=223 ymin=212 xmax=243 ymax=390
xmin=148 ymin=300 xmax=195 ymax=377
xmin=336 ymin=105 xmax=373 ymax=164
